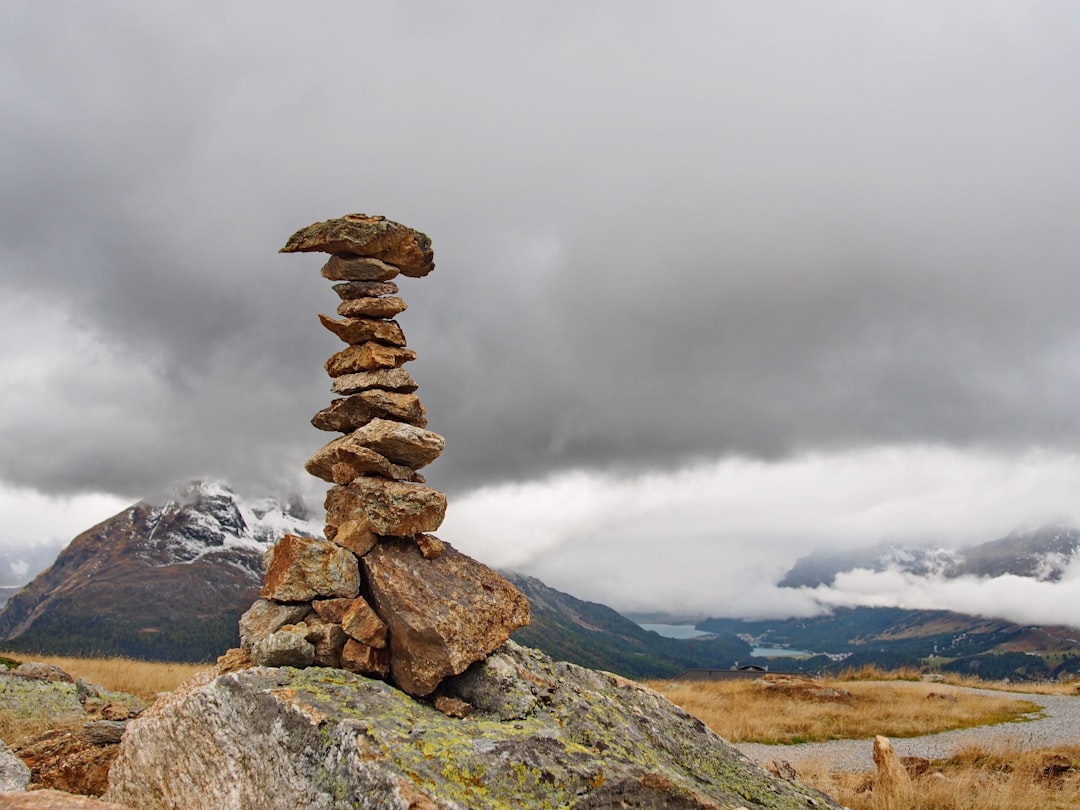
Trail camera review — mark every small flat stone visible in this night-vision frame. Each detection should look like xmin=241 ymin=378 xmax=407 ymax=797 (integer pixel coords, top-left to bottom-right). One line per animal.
xmin=433 ymin=696 xmax=472 ymax=719
xmin=318 ymin=314 xmax=406 ymax=347
xmin=325 ymin=343 xmax=416 ymax=377
xmin=337 ymin=297 xmax=408 ymax=319
xmin=333 ymin=280 xmax=399 ymax=300
xmin=416 ymin=534 xmax=445 ymax=560
xmin=281 ymin=214 xmax=434 ymax=278
xmin=331 ymin=368 xmax=418 ymax=395
xmin=312 ymin=391 xmax=427 ymax=432
xmin=82 ymin=720 xmax=127 ymax=745
xmin=321 ymin=255 xmax=399 ymax=282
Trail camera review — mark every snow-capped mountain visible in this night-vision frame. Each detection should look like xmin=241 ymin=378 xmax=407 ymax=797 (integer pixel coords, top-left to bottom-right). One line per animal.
xmin=781 ymin=523 xmax=1080 ymax=589
xmin=136 ymin=480 xmax=322 ymax=571
xmin=0 ymin=481 xmax=321 ymax=661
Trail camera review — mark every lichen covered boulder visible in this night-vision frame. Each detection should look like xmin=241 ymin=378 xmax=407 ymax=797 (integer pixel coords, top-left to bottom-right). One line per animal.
xmin=105 ymin=642 xmax=843 ymax=810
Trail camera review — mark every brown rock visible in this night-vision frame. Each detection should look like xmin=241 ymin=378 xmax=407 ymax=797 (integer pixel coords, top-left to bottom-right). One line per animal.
xmin=318 ymin=314 xmax=406 ymax=347
xmin=281 ymin=214 xmax=435 ymax=278
xmin=305 ymin=438 xmax=421 ymax=485
xmin=347 ymin=418 xmax=445 ymax=470
xmin=321 ymin=255 xmax=399 ymax=282
xmin=312 ymin=391 xmax=427 ymax=433
xmin=310 ymin=598 xmax=355 ymax=625
xmin=331 ymin=367 xmax=418 ymax=395
xmin=327 ymin=519 xmax=378 ymax=556
xmin=433 ymin=696 xmax=472 ymax=719
xmin=362 ymin=538 xmax=530 ymax=696
xmin=214 ymin=647 xmax=254 ymax=674
xmin=325 ymin=480 xmax=446 ymax=538
xmin=337 ymin=297 xmax=408 ymax=319
xmin=340 ymin=597 xmax=388 ymax=648
xmin=14 ymin=729 xmax=116 ymax=797
xmin=339 ymin=639 xmax=390 ymax=678
xmin=0 ymin=789 xmax=132 ymax=809
xmin=332 ymin=280 xmax=399 ymax=299
xmin=260 ymin=534 xmax=360 ymax=602
xmin=415 ymin=534 xmax=445 ymax=559
xmin=82 ymin=720 xmax=127 ymax=745
xmin=324 ymin=343 xmax=416 ymax=377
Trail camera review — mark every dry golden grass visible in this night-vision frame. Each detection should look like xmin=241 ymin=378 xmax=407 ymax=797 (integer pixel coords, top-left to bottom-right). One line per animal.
xmin=798 ymin=744 xmax=1080 ymax=810
xmin=834 ymin=663 xmax=1080 ymax=696
xmin=648 ymin=675 xmax=1041 ymax=744
xmin=3 ymin=654 xmax=206 ymax=702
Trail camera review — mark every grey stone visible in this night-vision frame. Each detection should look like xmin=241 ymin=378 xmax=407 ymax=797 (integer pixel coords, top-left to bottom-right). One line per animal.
xmin=83 ymin=720 xmax=128 ymax=745
xmin=0 ymin=738 xmax=30 ymax=791
xmin=239 ymin=599 xmax=311 ymax=648
xmin=106 ymin=642 xmax=844 ymax=810
xmin=250 ymin=631 xmax=315 ymax=668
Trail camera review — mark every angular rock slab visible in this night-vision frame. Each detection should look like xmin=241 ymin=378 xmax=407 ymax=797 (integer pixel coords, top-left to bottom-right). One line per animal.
xmin=318 ymin=314 xmax=406 ymax=347
xmin=320 ymin=255 xmax=398 ymax=282
xmin=281 ymin=213 xmax=435 ymax=278
xmin=347 ymin=418 xmax=445 ymax=470
xmin=337 ymin=296 xmax=407 ymax=319
xmin=331 ymin=367 xmax=417 ymax=395
xmin=260 ymin=534 xmax=360 ymax=602
xmin=362 ymin=538 xmax=529 ymax=696
xmin=105 ymin=643 xmax=844 ymax=810
xmin=305 ymin=438 xmax=420 ymax=485
xmin=324 ymin=343 xmax=416 ymax=376
xmin=311 ymin=390 xmax=427 ymax=432
xmin=324 ymin=479 xmax=446 ymax=537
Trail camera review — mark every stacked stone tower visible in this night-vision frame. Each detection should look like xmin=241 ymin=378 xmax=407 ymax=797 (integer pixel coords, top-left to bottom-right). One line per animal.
xmin=240 ymin=214 xmax=529 ymax=698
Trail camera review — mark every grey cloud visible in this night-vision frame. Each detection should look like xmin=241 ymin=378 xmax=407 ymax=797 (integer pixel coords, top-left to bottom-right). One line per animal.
xmin=2 ymin=2 xmax=1080 ymax=500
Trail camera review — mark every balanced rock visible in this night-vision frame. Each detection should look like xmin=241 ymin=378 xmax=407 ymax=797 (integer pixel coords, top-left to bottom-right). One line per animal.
xmin=324 ymin=343 xmax=416 ymax=376
xmin=318 ymin=314 xmax=406 ymax=347
xmin=324 ymin=479 xmax=446 ymax=538
xmin=362 ymin=538 xmax=530 ymax=696
xmin=320 ymin=255 xmax=399 ymax=282
xmin=311 ymin=391 xmax=427 ymax=433
xmin=105 ymin=642 xmax=843 ymax=810
xmin=346 ymin=418 xmax=445 ymax=470
xmin=324 ymin=519 xmax=377 ymax=556
xmin=260 ymin=534 xmax=360 ymax=602
xmin=331 ymin=367 xmax=417 ymax=395
xmin=280 ymin=213 xmax=435 ymax=278
xmin=305 ymin=438 xmax=420 ymax=485
xmin=332 ymin=280 xmax=399 ymax=300
xmin=337 ymin=297 xmax=407 ymax=319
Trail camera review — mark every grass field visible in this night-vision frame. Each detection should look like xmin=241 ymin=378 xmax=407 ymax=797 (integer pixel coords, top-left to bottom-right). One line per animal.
xmin=649 ymin=671 xmax=1080 ymax=810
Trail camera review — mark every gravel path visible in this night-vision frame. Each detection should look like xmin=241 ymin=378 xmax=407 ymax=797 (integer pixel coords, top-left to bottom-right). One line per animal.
xmin=735 ymin=683 xmax=1080 ymax=773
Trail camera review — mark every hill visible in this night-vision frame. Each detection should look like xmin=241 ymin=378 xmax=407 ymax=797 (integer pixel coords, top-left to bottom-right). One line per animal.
xmin=504 ymin=572 xmax=749 ymax=678
xmin=0 ymin=481 xmax=320 ymax=661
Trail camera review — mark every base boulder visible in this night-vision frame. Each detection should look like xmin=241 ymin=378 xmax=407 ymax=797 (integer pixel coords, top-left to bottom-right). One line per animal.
xmin=106 ymin=642 xmax=842 ymax=810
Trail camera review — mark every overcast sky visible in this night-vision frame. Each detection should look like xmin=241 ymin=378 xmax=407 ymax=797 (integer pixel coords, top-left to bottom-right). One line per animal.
xmin=3 ymin=2 xmax=1080 ymax=624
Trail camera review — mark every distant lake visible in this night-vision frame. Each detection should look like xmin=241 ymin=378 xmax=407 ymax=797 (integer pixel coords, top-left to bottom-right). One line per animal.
xmin=752 ymin=647 xmax=812 ymax=658
xmin=638 ymin=623 xmax=711 ymax=639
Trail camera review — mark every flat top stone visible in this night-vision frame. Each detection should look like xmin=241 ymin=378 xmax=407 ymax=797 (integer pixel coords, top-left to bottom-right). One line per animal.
xmin=280 ymin=214 xmax=434 ymax=278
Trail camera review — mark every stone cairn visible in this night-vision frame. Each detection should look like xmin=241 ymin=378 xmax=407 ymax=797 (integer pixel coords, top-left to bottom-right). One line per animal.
xmin=239 ymin=214 xmax=529 ymax=699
